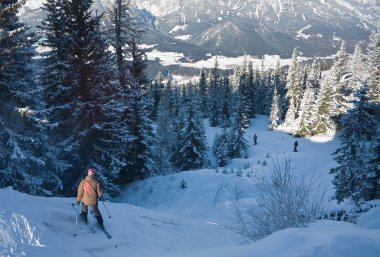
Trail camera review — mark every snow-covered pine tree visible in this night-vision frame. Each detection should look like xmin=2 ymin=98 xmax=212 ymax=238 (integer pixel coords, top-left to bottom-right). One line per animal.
xmin=237 ymin=58 xmax=251 ymax=129
xmin=105 ymin=0 xmax=141 ymax=88
xmin=149 ymin=72 xmax=164 ymax=120
xmin=312 ymin=70 xmax=336 ymax=134
xmin=209 ymin=57 xmax=222 ymax=127
xmin=220 ymin=76 xmax=232 ymax=128
xmin=309 ymin=59 xmax=321 ymax=81
xmin=348 ymin=44 xmax=366 ymax=96
xmin=296 ymin=84 xmax=317 ymax=136
xmin=40 ymin=0 xmax=126 ymax=196
xmin=330 ymin=84 xmax=378 ymax=203
xmin=213 ymin=129 xmax=232 ymax=167
xmin=273 ymin=60 xmax=288 ymax=121
xmin=229 ymin=93 xmax=249 ymax=158
xmin=263 ymin=71 xmax=275 ymax=116
xmin=284 ymin=48 xmax=303 ymax=132
xmin=0 ymin=0 xmax=64 ymax=195
xmin=121 ymin=32 xmax=157 ymax=182
xmin=122 ymin=80 xmax=158 ymax=181
xmin=155 ymin=80 xmax=175 ymax=174
xmin=172 ymin=84 xmax=209 ymax=171
xmin=330 ymin=41 xmax=350 ymax=122
xmin=239 ymin=57 xmax=256 ymax=118
xmin=366 ymin=29 xmax=380 ymax=199
xmin=104 ymin=0 xmax=158 ymax=186
xmin=255 ymin=59 xmax=266 ymax=114
xmin=129 ymin=40 xmax=149 ymax=86
xmin=198 ymin=69 xmax=209 ymax=118
xmin=170 ymin=81 xmax=182 ymax=121
xmin=367 ymin=29 xmax=380 ymax=104
xmin=247 ymin=61 xmax=257 ymax=118
xmin=269 ymin=85 xmax=281 ymax=130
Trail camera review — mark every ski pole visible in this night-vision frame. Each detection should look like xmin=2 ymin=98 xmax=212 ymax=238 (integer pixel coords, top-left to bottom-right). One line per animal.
xmin=101 ymin=199 xmax=111 ymax=218
xmin=74 ymin=203 xmax=79 ymax=236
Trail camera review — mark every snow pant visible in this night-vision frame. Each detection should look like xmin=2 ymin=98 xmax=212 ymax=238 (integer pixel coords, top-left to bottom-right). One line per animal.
xmin=81 ymin=203 xmax=104 ymax=226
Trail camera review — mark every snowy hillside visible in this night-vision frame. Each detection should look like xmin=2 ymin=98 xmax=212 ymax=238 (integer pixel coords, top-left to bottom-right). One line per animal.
xmin=1 ymin=116 xmax=380 ymax=257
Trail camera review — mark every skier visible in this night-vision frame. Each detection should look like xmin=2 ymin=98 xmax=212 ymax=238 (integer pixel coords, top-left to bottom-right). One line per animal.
xmin=293 ymin=140 xmax=299 ymax=152
xmin=76 ymin=168 xmax=104 ymax=228
xmin=253 ymin=134 xmax=258 ymax=145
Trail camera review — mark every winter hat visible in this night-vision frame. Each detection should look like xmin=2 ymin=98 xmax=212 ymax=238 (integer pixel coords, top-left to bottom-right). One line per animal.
xmin=88 ymin=168 xmax=96 ymax=176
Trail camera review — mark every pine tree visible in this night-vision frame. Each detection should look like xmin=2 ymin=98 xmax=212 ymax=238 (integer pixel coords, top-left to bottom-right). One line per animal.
xmin=209 ymin=57 xmax=222 ymax=127
xmin=330 ymin=41 xmax=350 ymax=121
xmin=367 ymin=29 xmax=380 ymax=103
xmin=0 ymin=0 xmax=64 ymax=195
xmin=40 ymin=0 xmax=126 ymax=196
xmin=105 ymin=0 xmax=141 ymax=88
xmin=230 ymin=95 xmax=249 ymax=158
xmin=237 ymin=58 xmax=251 ymax=129
xmin=273 ymin=60 xmax=288 ymax=121
xmin=348 ymin=44 xmax=366 ymax=96
xmin=155 ymin=82 xmax=174 ymax=174
xmin=239 ymin=57 xmax=256 ymax=118
xmin=296 ymin=85 xmax=316 ymax=136
xmin=149 ymin=72 xmax=164 ymax=120
xmin=213 ymin=129 xmax=232 ymax=167
xmin=331 ymin=85 xmax=378 ymax=203
xmin=121 ymin=32 xmax=157 ymax=182
xmin=172 ymin=84 xmax=209 ymax=171
xmin=365 ymin=29 xmax=380 ymax=200
xmin=129 ymin=40 xmax=148 ymax=86
xmin=247 ymin=61 xmax=257 ymax=117
xmin=198 ymin=69 xmax=209 ymax=118
xmin=284 ymin=48 xmax=303 ymax=132
xmin=269 ymin=85 xmax=281 ymax=130
xmin=122 ymin=82 xmax=158 ymax=181
xmin=256 ymin=61 xmax=267 ymax=114
xmin=309 ymin=59 xmax=321 ymax=80
xmin=312 ymin=71 xmax=336 ymax=134
xmin=220 ymin=76 xmax=232 ymax=128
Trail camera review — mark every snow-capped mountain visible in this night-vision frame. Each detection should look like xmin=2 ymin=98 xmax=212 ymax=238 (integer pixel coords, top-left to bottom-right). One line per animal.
xmin=134 ymin=0 xmax=379 ymax=56
xmin=21 ymin=0 xmax=379 ymax=59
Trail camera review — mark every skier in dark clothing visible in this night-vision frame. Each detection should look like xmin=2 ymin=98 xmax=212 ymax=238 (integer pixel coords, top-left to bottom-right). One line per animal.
xmin=253 ymin=134 xmax=258 ymax=145
xmin=293 ymin=140 xmax=299 ymax=152
xmin=76 ymin=168 xmax=104 ymax=228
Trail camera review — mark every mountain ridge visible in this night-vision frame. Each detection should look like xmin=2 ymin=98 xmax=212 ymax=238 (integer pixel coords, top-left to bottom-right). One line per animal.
xmin=20 ymin=0 xmax=380 ymax=61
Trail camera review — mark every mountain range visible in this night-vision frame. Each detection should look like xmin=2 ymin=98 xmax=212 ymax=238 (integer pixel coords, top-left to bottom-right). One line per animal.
xmin=21 ymin=0 xmax=380 ymax=61
xmin=135 ymin=0 xmax=379 ymax=57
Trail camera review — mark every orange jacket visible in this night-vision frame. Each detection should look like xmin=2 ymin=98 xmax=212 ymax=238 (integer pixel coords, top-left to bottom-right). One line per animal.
xmin=76 ymin=175 xmax=103 ymax=206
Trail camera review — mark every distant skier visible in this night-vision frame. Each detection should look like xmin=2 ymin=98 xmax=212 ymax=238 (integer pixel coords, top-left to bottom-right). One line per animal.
xmin=76 ymin=168 xmax=104 ymax=228
xmin=253 ymin=134 xmax=258 ymax=145
xmin=293 ymin=140 xmax=299 ymax=152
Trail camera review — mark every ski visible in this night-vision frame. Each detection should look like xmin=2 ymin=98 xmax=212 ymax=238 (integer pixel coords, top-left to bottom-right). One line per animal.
xmin=90 ymin=210 xmax=112 ymax=239
xmin=102 ymin=227 xmax=112 ymax=239
xmin=71 ymin=203 xmax=96 ymax=233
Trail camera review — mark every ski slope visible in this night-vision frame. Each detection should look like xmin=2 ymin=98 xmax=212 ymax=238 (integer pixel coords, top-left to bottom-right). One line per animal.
xmin=1 ymin=116 xmax=380 ymax=257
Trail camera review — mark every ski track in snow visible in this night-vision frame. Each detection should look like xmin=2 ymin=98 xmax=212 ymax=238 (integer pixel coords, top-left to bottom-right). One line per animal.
xmin=1 ymin=116 xmax=379 ymax=257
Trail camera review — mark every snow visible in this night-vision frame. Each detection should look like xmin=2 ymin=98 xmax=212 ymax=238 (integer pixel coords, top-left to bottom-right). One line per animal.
xmin=1 ymin=116 xmax=379 ymax=257
xmin=357 ymin=204 xmax=380 ymax=229
xmin=174 ymin=35 xmax=193 ymax=41
xmin=145 ymin=50 xmax=299 ymax=71
xmin=296 ymin=25 xmax=312 ymax=40
xmin=169 ymin=25 xmax=188 ymax=34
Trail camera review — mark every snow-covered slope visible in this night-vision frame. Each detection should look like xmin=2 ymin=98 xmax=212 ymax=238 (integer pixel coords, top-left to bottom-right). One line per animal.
xmin=1 ymin=116 xmax=380 ymax=257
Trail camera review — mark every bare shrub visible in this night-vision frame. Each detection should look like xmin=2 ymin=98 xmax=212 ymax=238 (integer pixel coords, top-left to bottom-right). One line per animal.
xmin=226 ymin=158 xmax=327 ymax=242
